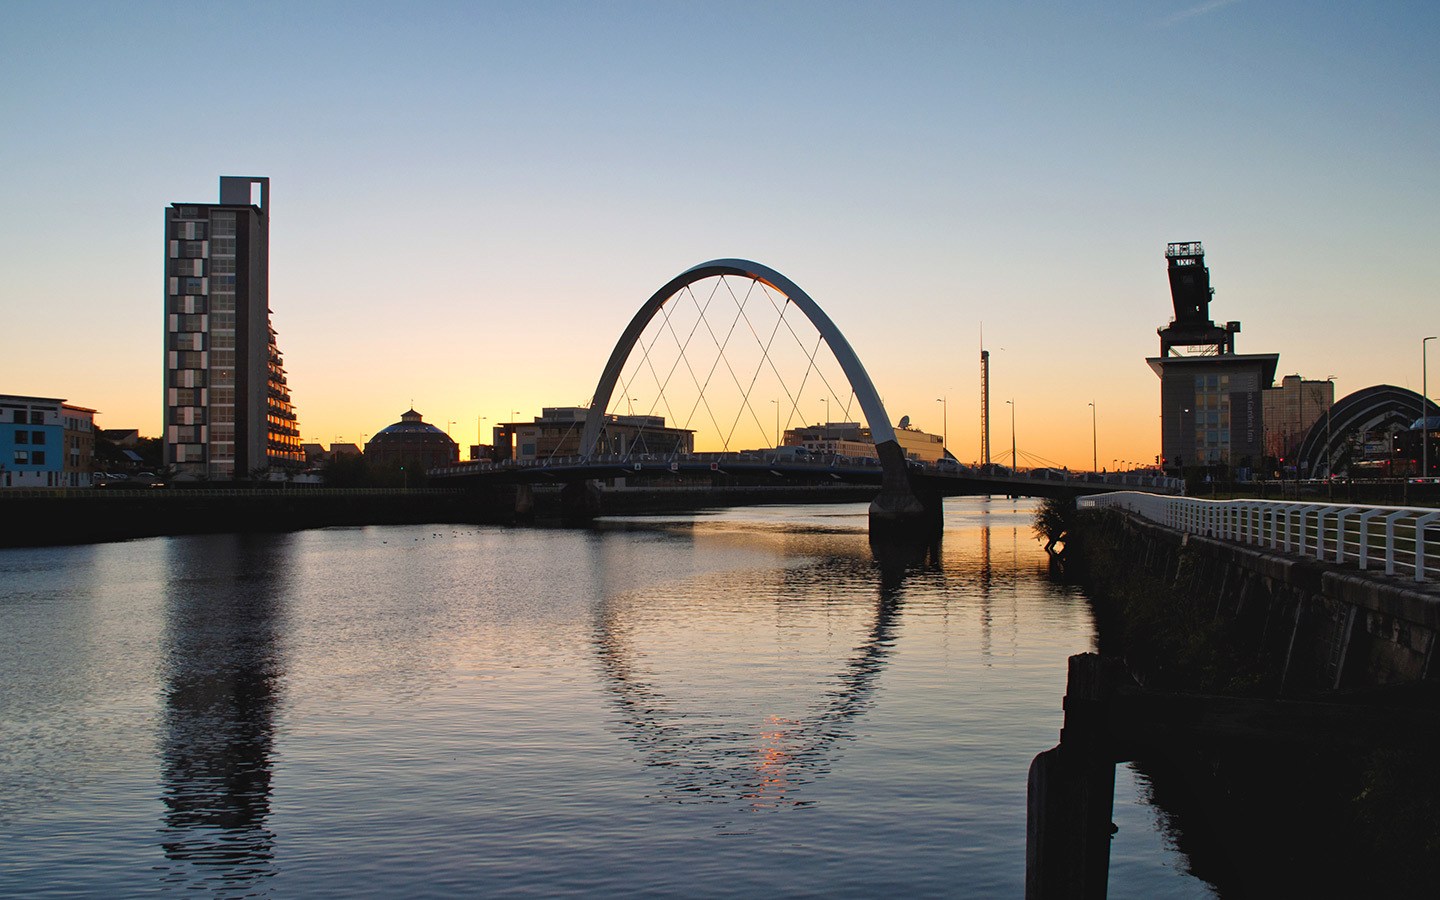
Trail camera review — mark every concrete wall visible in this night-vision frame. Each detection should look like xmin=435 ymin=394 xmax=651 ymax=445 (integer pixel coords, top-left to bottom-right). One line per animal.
xmin=1092 ymin=510 xmax=1437 ymax=693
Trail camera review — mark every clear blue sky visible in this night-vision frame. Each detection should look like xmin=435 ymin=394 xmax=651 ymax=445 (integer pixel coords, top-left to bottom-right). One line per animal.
xmin=3 ymin=1 xmax=1436 ymax=465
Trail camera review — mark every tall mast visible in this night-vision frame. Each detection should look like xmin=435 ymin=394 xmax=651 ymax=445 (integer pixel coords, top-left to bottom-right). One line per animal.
xmin=980 ymin=326 xmax=991 ymax=466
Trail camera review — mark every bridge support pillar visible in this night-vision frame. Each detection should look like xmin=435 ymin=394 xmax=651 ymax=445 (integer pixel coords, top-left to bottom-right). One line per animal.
xmin=868 ymin=441 xmax=943 ymax=539
xmin=514 ymin=484 xmax=535 ymax=524
xmin=561 ymin=480 xmax=603 ymax=525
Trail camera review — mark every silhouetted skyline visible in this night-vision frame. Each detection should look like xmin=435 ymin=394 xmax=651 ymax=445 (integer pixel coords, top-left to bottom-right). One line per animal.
xmin=4 ymin=2 xmax=1436 ymax=469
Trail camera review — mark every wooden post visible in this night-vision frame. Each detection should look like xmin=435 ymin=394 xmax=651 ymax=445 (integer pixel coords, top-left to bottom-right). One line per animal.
xmin=1026 ymin=653 xmax=1117 ymax=899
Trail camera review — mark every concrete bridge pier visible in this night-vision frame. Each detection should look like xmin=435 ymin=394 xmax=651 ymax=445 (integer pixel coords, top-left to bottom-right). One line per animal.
xmin=514 ymin=484 xmax=535 ymax=524
xmin=561 ymin=480 xmax=603 ymax=525
xmin=868 ymin=441 xmax=943 ymax=539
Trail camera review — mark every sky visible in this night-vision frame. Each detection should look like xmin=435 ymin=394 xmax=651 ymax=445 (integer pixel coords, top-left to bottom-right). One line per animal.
xmin=3 ymin=1 xmax=1437 ymax=469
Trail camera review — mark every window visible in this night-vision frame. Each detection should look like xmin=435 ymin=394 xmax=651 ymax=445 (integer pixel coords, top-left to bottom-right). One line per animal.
xmin=211 ymin=237 xmax=236 ymax=256
xmin=211 ymin=212 xmax=236 ymax=237
xmin=31 ymin=431 xmax=44 ymax=444
xmin=32 ymin=451 xmax=44 ymax=465
xmin=13 ymin=451 xmax=27 ymax=465
xmin=15 ymin=431 xmax=27 ymax=445
xmin=210 ymin=257 xmax=236 ymax=274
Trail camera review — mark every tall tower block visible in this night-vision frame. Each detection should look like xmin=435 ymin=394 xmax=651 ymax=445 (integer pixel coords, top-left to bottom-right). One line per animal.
xmin=163 ymin=177 xmax=302 ymax=480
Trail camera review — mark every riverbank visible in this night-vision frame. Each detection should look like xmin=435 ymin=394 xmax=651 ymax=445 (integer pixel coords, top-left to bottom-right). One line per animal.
xmin=0 ymin=483 xmax=882 ymax=547
xmin=1038 ymin=499 xmax=1440 ymax=895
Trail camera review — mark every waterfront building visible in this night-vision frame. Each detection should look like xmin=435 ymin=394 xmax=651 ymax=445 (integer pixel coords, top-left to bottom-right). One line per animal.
xmin=784 ymin=422 xmax=880 ymax=459
xmin=1 ymin=394 xmax=95 ymax=488
xmin=365 ymin=409 xmax=459 ymax=467
xmin=163 ymin=176 xmax=303 ymax=480
xmin=1147 ymin=242 xmax=1278 ymax=473
xmin=1261 ymin=374 xmax=1335 ymax=466
xmin=495 ymin=408 xmax=694 ymax=462
xmin=61 ymin=403 xmax=98 ymax=487
xmin=782 ymin=420 xmax=945 ymax=463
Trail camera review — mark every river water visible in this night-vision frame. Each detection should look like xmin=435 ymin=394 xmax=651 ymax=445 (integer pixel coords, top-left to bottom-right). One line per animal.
xmin=0 ymin=498 xmax=1215 ymax=897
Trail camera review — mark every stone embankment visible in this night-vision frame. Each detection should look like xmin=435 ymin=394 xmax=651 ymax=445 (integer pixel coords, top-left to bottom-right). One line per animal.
xmin=1034 ymin=500 xmax=1440 ymax=897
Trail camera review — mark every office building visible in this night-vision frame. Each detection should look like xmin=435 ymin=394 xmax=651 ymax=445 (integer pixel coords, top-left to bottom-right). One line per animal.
xmin=1261 ymin=374 xmax=1334 ymax=465
xmin=1147 ymin=242 xmax=1277 ymax=472
xmin=163 ymin=176 xmax=302 ymax=480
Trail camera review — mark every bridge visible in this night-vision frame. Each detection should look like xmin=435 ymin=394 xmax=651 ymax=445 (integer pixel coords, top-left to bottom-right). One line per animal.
xmin=432 ymin=258 xmax=1182 ymax=533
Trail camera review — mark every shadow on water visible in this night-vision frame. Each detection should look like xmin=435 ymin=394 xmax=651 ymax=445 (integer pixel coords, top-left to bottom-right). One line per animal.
xmin=588 ymin=527 xmax=942 ymax=819
xmin=157 ymin=533 xmax=292 ymax=894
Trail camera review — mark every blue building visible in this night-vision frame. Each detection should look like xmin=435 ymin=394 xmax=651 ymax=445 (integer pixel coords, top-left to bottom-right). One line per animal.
xmin=1 ymin=394 xmax=97 ymax=488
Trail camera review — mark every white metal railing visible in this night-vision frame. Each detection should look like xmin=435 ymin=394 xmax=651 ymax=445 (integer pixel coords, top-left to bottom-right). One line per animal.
xmin=1080 ymin=492 xmax=1440 ymax=584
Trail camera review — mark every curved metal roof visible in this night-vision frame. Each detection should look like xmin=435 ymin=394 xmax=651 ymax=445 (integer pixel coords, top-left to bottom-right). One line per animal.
xmin=1295 ymin=384 xmax=1439 ymax=476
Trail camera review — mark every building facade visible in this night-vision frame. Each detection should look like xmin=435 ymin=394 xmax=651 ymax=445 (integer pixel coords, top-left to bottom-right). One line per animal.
xmin=1148 ymin=242 xmax=1277 ymax=473
xmin=163 ymin=176 xmax=303 ymax=480
xmin=1260 ymin=374 xmax=1334 ymax=465
xmin=494 ymin=408 xmax=694 ymax=462
xmin=1 ymin=394 xmax=95 ymax=488
xmin=365 ymin=409 xmax=459 ymax=467
xmin=781 ymin=420 xmax=946 ymax=463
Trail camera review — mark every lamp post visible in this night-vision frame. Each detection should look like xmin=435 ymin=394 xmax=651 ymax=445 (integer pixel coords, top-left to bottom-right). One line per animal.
xmin=1323 ymin=376 xmax=1336 ymax=478
xmin=1088 ymin=401 xmax=1097 ymax=473
xmin=770 ymin=399 xmax=779 ymax=447
xmin=1425 ymin=337 xmax=1437 ymax=479
xmin=820 ymin=397 xmax=829 ymax=425
xmin=1005 ymin=400 xmax=1016 ymax=469
xmin=936 ymin=397 xmax=947 ymax=454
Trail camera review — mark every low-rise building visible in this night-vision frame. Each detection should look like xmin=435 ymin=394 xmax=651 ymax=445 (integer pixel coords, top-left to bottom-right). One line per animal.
xmin=1 ymin=394 xmax=96 ymax=488
xmin=784 ymin=419 xmax=945 ymax=463
xmin=495 ymin=407 xmax=693 ymax=462
xmin=365 ymin=409 xmax=459 ymax=467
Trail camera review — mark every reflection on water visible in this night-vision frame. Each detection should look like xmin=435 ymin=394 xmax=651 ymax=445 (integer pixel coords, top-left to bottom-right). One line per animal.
xmin=158 ymin=534 xmax=289 ymax=894
xmin=592 ymin=539 xmax=909 ymax=815
xmin=0 ymin=499 xmax=1216 ymax=897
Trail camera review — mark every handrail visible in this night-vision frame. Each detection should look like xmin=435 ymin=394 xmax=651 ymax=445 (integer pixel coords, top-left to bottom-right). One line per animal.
xmin=1081 ymin=492 xmax=1440 ymax=584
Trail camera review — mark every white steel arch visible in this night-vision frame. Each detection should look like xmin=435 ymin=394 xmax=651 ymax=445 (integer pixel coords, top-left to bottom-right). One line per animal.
xmin=580 ymin=259 xmax=897 ymax=459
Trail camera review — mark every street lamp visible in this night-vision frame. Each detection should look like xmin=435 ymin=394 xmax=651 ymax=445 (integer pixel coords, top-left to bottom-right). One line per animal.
xmin=1425 ymin=337 xmax=1437 ymax=479
xmin=769 ymin=399 xmax=779 ymax=447
xmin=1088 ymin=401 xmax=1097 ymax=473
xmin=1005 ymin=399 xmax=1016 ymax=469
xmin=936 ymin=397 xmax=947 ymax=454
xmin=820 ymin=397 xmax=829 ymax=425
xmin=1324 ymin=376 xmax=1336 ymax=479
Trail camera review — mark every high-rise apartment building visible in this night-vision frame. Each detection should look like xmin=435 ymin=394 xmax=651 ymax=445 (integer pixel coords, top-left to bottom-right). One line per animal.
xmin=163 ymin=176 xmax=302 ymax=480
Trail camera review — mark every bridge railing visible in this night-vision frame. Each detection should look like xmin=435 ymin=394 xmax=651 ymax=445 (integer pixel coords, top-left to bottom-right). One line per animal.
xmin=1080 ymin=492 xmax=1440 ymax=584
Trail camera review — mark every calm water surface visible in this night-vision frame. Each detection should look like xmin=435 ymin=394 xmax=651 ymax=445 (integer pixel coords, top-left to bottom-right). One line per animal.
xmin=1 ymin=499 xmax=1214 ymax=897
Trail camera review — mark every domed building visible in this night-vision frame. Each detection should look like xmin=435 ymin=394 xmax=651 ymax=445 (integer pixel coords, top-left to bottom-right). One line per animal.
xmin=365 ymin=408 xmax=458 ymax=467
